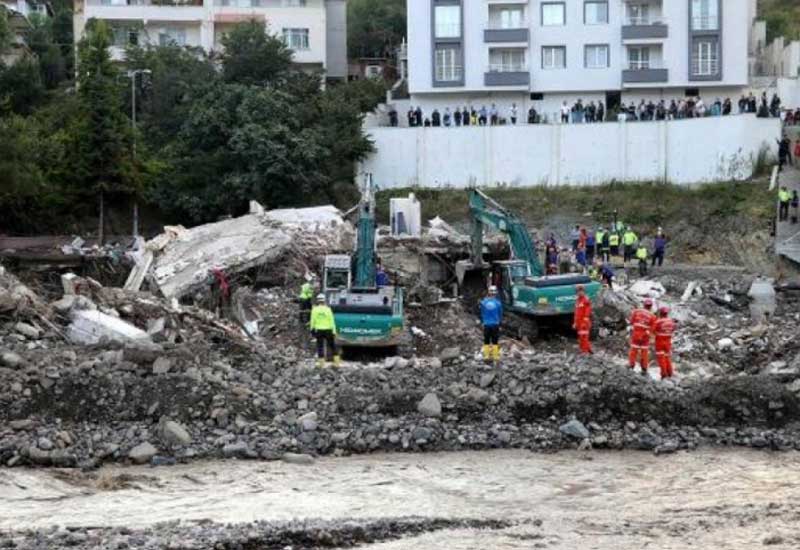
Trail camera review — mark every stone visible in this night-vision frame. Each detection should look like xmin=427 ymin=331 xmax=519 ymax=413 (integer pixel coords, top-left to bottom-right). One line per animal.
xmin=412 ymin=426 xmax=433 ymax=442
xmin=152 ymin=357 xmax=172 ymax=375
xmin=1 ymin=352 xmax=23 ymax=368
xmin=297 ymin=412 xmax=319 ymax=432
xmin=161 ymin=420 xmax=192 ymax=446
xmin=717 ymin=338 xmax=735 ymax=350
xmin=479 ymin=372 xmax=496 ymax=388
xmin=428 ymin=358 xmax=443 ymax=369
xmin=417 ymin=392 xmax=442 ymax=417
xmin=439 ymin=347 xmax=461 ymax=363
xmin=123 ymin=342 xmax=164 ymax=365
xmin=222 ymin=442 xmax=251 ymax=458
xmin=37 ymin=437 xmax=54 ymax=451
xmin=128 ymin=442 xmax=158 ymax=465
xmin=9 ymin=419 xmax=33 ymax=431
xmin=466 ymin=387 xmax=491 ymax=404
xmin=14 ymin=322 xmax=40 ymax=339
xmin=654 ymin=440 xmax=679 ymax=455
xmin=28 ymin=446 xmax=51 ymax=465
xmin=559 ymin=420 xmax=590 ymax=440
xmin=281 ymin=453 xmax=315 ymax=465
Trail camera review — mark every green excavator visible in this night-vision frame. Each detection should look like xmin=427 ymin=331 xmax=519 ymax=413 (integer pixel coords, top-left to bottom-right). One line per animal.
xmin=322 ymin=174 xmax=409 ymax=354
xmin=457 ymin=188 xmax=601 ymax=339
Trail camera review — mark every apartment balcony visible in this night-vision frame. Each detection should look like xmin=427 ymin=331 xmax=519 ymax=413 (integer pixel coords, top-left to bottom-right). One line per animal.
xmin=622 ymin=60 xmax=668 ymax=84
xmin=85 ymin=0 xmax=204 ymax=22
xmin=484 ymin=64 xmax=530 ymax=87
xmin=484 ymin=26 xmax=529 ymax=43
xmin=622 ymin=16 xmax=668 ymax=41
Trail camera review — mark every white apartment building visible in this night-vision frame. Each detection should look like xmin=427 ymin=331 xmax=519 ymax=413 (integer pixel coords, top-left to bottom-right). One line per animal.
xmin=407 ymin=0 xmax=757 ymax=118
xmin=72 ymin=0 xmax=347 ymax=80
xmin=1 ymin=0 xmax=49 ymax=64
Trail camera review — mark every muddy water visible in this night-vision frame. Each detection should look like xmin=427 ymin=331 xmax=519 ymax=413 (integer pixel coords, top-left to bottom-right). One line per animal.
xmin=2 ymin=449 xmax=799 ymax=549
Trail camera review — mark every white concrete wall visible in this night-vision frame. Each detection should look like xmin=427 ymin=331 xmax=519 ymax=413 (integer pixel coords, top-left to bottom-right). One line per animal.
xmin=360 ymin=115 xmax=780 ymax=188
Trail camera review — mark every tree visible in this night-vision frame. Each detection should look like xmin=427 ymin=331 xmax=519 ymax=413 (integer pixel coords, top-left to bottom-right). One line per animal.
xmin=347 ymin=0 xmax=406 ymax=59
xmin=220 ymin=20 xmax=293 ymax=86
xmin=26 ymin=13 xmax=67 ymax=88
xmin=75 ymin=19 xmax=136 ymax=242
xmin=0 ymin=6 xmax=11 ymax=56
xmin=0 ymin=55 xmax=46 ymax=115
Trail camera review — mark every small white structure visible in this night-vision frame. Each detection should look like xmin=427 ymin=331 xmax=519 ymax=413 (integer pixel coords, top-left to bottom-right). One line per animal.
xmin=390 ymin=193 xmax=422 ymax=237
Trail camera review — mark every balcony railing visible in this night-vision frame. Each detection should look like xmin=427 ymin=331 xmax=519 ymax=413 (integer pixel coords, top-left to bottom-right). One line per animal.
xmin=488 ymin=62 xmax=527 ymax=73
xmin=487 ymin=20 xmax=527 ymax=30
xmin=89 ymin=0 xmax=203 ymax=6
xmin=627 ymin=60 xmax=663 ymax=70
xmin=215 ymin=0 xmax=308 ymax=6
xmin=625 ymin=16 xmax=667 ymax=26
xmin=691 ymin=16 xmax=719 ymax=31
xmin=691 ymin=57 xmax=719 ymax=76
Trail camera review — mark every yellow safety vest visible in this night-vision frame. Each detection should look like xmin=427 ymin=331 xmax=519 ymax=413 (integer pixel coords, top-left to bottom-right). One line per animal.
xmin=779 ymin=190 xmax=791 ymax=203
xmin=299 ymin=283 xmax=314 ymax=300
xmin=609 ymin=234 xmax=620 ymax=246
xmin=636 ymin=247 xmax=648 ymax=260
xmin=310 ymin=305 xmax=337 ymax=333
xmin=595 ymin=230 xmax=605 ymax=243
xmin=623 ymin=232 xmax=638 ymax=246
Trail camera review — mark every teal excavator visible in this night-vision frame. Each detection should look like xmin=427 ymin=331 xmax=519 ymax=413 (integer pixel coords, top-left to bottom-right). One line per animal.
xmin=322 ymin=174 xmax=408 ymax=353
xmin=457 ymin=188 xmax=601 ymax=339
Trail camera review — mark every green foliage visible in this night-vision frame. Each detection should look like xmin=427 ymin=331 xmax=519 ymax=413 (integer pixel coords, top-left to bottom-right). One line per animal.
xmin=220 ymin=20 xmax=293 ymax=86
xmin=27 ymin=13 xmax=68 ymax=88
xmin=0 ymin=6 xmax=11 ymax=55
xmin=0 ymin=55 xmax=45 ymax=115
xmin=347 ymin=0 xmax=406 ymax=59
xmin=75 ymin=19 xmax=136 ymax=197
xmin=760 ymin=0 xmax=800 ymax=42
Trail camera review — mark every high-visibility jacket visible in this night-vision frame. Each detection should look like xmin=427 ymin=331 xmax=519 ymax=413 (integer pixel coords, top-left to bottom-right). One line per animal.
xmin=310 ymin=305 xmax=337 ymax=333
xmin=630 ymin=308 xmax=656 ymax=343
xmin=595 ymin=230 xmax=606 ymax=244
xmin=779 ymin=190 xmax=791 ymax=203
xmin=636 ymin=247 xmax=648 ymax=260
xmin=573 ymin=295 xmax=592 ymax=327
xmin=299 ymin=282 xmax=314 ymax=301
xmin=609 ymin=234 xmax=620 ymax=246
xmin=655 ymin=317 xmax=676 ymax=349
xmin=623 ymin=231 xmax=638 ymax=246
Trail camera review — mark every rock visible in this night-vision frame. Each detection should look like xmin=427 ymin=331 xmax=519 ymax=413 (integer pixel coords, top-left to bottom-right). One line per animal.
xmin=281 ymin=453 xmax=315 ymax=465
xmin=559 ymin=420 xmax=590 ymax=440
xmin=28 ymin=446 xmax=51 ymax=465
xmin=222 ymin=442 xmax=251 ymax=458
xmin=52 ymin=294 xmax=97 ymax=314
xmin=152 ymin=357 xmax=172 ymax=375
xmin=67 ymin=310 xmax=151 ymax=346
xmin=763 ymin=535 xmax=784 ymax=545
xmin=637 ymin=432 xmax=661 ymax=450
xmin=428 ymin=358 xmax=443 ymax=369
xmin=417 ymin=393 xmax=442 ymax=417
xmin=1 ymin=352 xmax=23 ymax=368
xmin=466 ymin=387 xmax=490 ymax=404
xmin=654 ymin=440 xmax=679 ymax=455
xmin=123 ymin=342 xmax=164 ymax=365
xmin=37 ymin=437 xmax=54 ymax=451
xmin=161 ymin=420 xmax=192 ymax=446
xmin=10 ymin=419 xmax=33 ymax=431
xmin=50 ymin=450 xmax=77 ymax=468
xmin=717 ymin=338 xmax=735 ymax=350
xmin=128 ymin=442 xmax=158 ymax=464
xmin=439 ymin=347 xmax=460 ymax=363
xmin=751 ymin=436 xmax=769 ymax=448
xmin=479 ymin=372 xmax=496 ymax=388
xmin=297 ymin=412 xmax=319 ymax=432
xmin=412 ymin=426 xmax=433 ymax=442
xmin=14 ymin=322 xmax=40 ymax=339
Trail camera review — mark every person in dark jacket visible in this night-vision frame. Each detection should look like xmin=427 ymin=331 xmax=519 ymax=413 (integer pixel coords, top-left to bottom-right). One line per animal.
xmin=652 ymin=231 xmax=667 ymax=267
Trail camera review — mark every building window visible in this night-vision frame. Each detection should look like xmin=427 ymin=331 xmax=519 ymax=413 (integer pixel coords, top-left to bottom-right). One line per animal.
xmin=159 ymin=27 xmax=187 ymax=47
xmin=541 ymin=3 xmax=565 ymax=26
xmin=692 ymin=0 xmax=719 ymax=31
xmin=282 ymin=0 xmax=306 ymax=6
xmin=542 ymin=46 xmax=566 ymax=69
xmin=584 ymin=1 xmax=608 ymax=25
xmin=111 ymin=26 xmax=139 ymax=47
xmin=434 ymin=5 xmax=461 ymax=39
xmin=435 ymin=46 xmax=462 ymax=82
xmin=692 ymin=38 xmax=719 ymax=75
xmin=489 ymin=48 xmax=526 ymax=72
xmin=489 ymin=6 xmax=524 ymax=29
xmin=585 ymin=44 xmax=609 ymax=68
xmin=282 ymin=28 xmax=309 ymax=50
xmin=627 ymin=46 xmax=650 ymax=69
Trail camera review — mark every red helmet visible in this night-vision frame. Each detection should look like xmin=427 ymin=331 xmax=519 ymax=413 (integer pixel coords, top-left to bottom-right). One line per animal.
xmin=643 ymin=298 xmax=654 ymax=309
xmin=659 ymin=306 xmax=670 ymax=316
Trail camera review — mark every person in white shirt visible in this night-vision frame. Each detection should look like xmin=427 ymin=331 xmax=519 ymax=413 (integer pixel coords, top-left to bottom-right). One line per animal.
xmin=560 ymin=101 xmax=570 ymax=124
xmin=509 ymin=103 xmax=518 ymax=125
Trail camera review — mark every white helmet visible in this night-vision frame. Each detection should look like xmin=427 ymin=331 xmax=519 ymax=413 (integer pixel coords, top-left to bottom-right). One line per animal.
xmin=488 ymin=286 xmax=498 ymax=295
xmin=316 ymin=293 xmax=326 ymax=303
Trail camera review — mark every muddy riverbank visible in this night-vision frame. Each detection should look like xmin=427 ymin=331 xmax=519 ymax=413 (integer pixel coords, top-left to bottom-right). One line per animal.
xmin=1 ymin=449 xmax=799 ymax=549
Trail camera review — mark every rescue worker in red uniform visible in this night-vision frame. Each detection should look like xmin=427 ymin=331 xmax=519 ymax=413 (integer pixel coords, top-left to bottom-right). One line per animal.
xmin=573 ymin=285 xmax=593 ymax=354
xmin=654 ymin=306 xmax=677 ymax=379
xmin=628 ymin=298 xmax=656 ymax=375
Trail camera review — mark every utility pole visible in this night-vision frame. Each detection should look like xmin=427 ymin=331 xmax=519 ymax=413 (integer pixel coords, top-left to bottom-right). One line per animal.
xmin=127 ymin=69 xmax=151 ymax=239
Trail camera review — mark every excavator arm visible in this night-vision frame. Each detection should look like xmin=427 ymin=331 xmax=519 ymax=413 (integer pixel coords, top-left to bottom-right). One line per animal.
xmin=468 ymin=189 xmax=544 ymax=277
xmin=353 ymin=174 xmax=377 ymax=288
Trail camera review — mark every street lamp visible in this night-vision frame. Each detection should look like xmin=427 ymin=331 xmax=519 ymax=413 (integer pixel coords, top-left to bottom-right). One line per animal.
xmin=126 ymin=69 xmax=151 ymax=238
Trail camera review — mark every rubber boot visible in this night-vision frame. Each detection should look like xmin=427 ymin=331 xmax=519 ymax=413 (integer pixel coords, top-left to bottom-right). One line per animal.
xmin=316 ymin=358 xmax=325 ymax=368
xmin=482 ymin=345 xmax=491 ymax=363
xmin=333 ymin=355 xmax=341 ymax=368
xmin=492 ymin=345 xmax=501 ymax=365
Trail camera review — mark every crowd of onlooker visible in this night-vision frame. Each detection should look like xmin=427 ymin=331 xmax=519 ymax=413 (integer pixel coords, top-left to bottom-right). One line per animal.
xmin=386 ymin=92 xmax=788 ymax=127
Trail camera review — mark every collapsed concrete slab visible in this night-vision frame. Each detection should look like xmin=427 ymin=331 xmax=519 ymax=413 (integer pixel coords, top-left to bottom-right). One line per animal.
xmin=67 ymin=310 xmax=151 ymax=345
